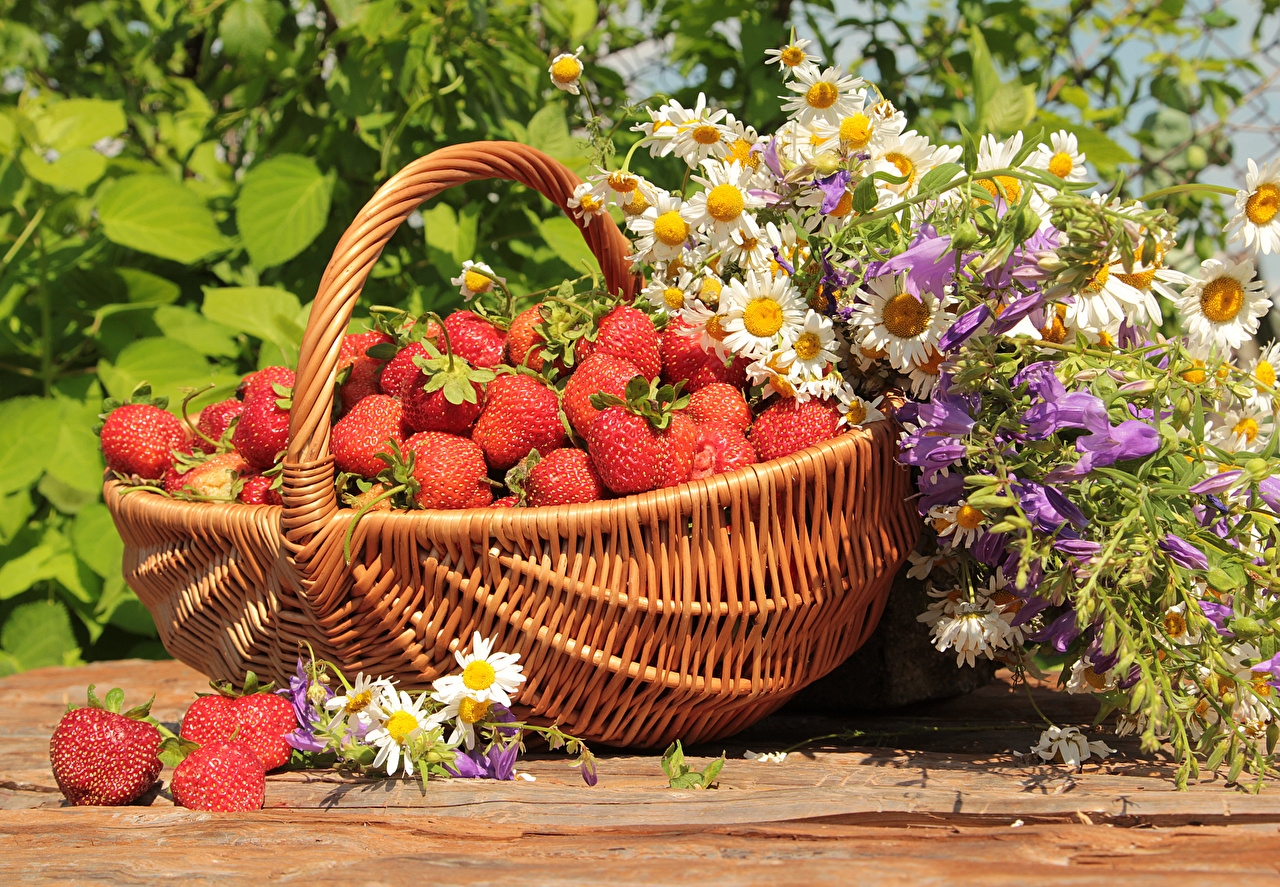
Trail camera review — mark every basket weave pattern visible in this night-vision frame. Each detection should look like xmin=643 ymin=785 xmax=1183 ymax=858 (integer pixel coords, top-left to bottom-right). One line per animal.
xmin=105 ymin=142 xmax=919 ymax=747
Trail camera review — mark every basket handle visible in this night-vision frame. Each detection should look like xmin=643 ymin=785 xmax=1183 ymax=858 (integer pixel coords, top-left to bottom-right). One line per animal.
xmin=280 ymin=142 xmax=639 ymax=544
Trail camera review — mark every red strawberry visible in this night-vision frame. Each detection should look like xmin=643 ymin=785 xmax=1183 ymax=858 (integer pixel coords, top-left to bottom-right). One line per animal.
xmin=506 ymin=304 xmax=547 ymax=371
xmin=525 ymin=448 xmax=604 ymax=506
xmin=490 ymin=494 xmax=521 ymax=508
xmin=472 ymin=374 xmax=566 ymax=471
xmin=585 ymin=305 xmax=661 ymax=379
xmin=444 ymin=310 xmax=507 ymax=368
xmin=346 ymin=482 xmax=392 ymax=513
xmin=660 ymin=318 xmax=748 ymax=392
xmin=379 ymin=342 xmax=430 ymax=397
xmin=100 ymin=403 xmax=188 ymax=481
xmin=179 ymin=684 xmax=297 ymax=771
xmin=49 ymin=686 xmax=162 ymax=807
xmin=239 ymin=474 xmax=282 ymax=506
xmin=332 ymin=394 xmax=406 ymax=478
xmin=687 ymin=382 xmax=753 ymax=433
xmin=168 ymin=451 xmax=249 ymax=500
xmin=750 ymin=397 xmax=842 ymax=462
xmin=237 ymin=366 xmax=295 ymax=402
xmin=584 ymin=377 xmax=691 ymax=495
xmin=563 ymin=354 xmax=641 ymax=438
xmin=171 ymin=741 xmax=266 ymax=813
xmin=659 ymin=411 xmax=699 ymax=488
xmin=401 ymin=345 xmax=495 ymax=436
xmin=338 ymin=330 xmax=392 ymax=414
xmin=690 ymin=421 xmax=757 ymax=479
xmin=403 ymin=431 xmax=492 ymax=509
xmin=232 ymin=389 xmax=291 ymax=471
xmin=194 ymin=398 xmax=244 ymax=453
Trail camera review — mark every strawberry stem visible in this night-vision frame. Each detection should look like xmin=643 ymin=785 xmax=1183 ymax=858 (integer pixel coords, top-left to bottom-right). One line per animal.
xmin=342 ymin=483 xmax=407 ymax=563
xmin=179 ymin=383 xmax=223 ymax=450
xmin=423 ymin=311 xmax=455 ymax=372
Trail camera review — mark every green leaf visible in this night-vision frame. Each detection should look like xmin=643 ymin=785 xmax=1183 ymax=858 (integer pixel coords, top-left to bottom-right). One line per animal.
xmin=1035 ymin=112 xmax=1136 ymax=168
xmin=97 ymin=337 xmax=239 ymax=405
xmin=699 ymin=754 xmax=725 ymax=788
xmin=235 ymin=155 xmax=335 ymax=269
xmin=154 ymin=305 xmax=240 ymax=358
xmin=44 ymin=396 xmax=107 ymax=498
xmin=0 ymin=600 xmax=81 ymax=670
xmin=117 ymin=268 xmax=181 ymax=305
xmin=918 ymin=162 xmax=963 ymax=193
xmin=526 ymin=104 xmax=582 ymax=166
xmin=73 ymin=503 xmax=124 ymax=578
xmin=851 ymin=176 xmax=878 ymax=214
xmin=968 ymin=28 xmax=999 ymax=127
xmin=983 ymin=82 xmax=1036 ymax=137
xmin=97 ymin=175 xmax=231 ymax=264
xmin=523 ymin=209 xmax=600 ymax=276
xmin=31 ymin=98 xmax=126 ymax=152
xmin=0 ymin=396 xmax=62 ymax=495
xmin=220 ymin=0 xmax=273 ymax=60
xmin=0 ymin=489 xmax=34 ymax=545
xmin=20 ymin=147 xmax=107 ymax=193
xmin=201 ymin=285 xmax=304 ymax=362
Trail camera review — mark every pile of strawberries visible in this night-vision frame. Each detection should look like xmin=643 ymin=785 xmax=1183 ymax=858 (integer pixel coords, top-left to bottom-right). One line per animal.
xmin=48 ymin=676 xmax=299 ymax=812
xmin=98 ymin=296 xmax=847 ymax=512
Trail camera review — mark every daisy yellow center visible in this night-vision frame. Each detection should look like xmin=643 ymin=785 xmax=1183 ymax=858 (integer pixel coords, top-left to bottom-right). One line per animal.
xmin=457 ymin=697 xmax=491 ymax=724
xmin=1257 ymin=360 xmax=1276 ymax=388
xmin=839 ymin=114 xmax=872 ymax=149
xmin=792 ymin=331 xmax=823 ymax=361
xmin=343 ymin=689 xmax=373 ymax=715
xmin=871 ymin=100 xmax=895 ymax=118
xmin=772 ymin=372 xmax=796 ymax=397
xmin=1246 ymin=183 xmax=1280 ymax=226
xmin=622 ymin=190 xmax=650 ymax=216
xmin=881 ymin=292 xmax=931 ymax=339
xmin=464 ymin=270 xmax=494 ymax=293
xmin=743 ymin=298 xmax=785 ymax=338
xmin=809 ymin=289 xmax=832 ymax=312
xmin=1048 ymin=151 xmax=1074 ymax=178
xmin=1115 ymin=268 xmax=1157 ymax=291
xmin=780 ymin=45 xmax=807 ymax=67
xmin=705 ymin=184 xmax=745 ymax=222
xmin=1085 ymin=264 xmax=1110 ymax=293
xmin=1217 ymin=363 xmax=1232 ymax=381
xmin=805 ymin=80 xmax=839 ymax=110
xmin=917 ymin=349 xmax=945 ymax=375
xmin=990 ymin=590 xmax=1023 ymax=614
xmin=977 ymin=175 xmax=1022 ymax=204
xmin=1083 ymin=666 xmax=1109 ymax=691
xmin=955 ymin=504 xmax=984 ymax=530
xmin=860 ymin=345 xmax=886 ymax=360
xmin=728 ymin=138 xmax=760 ymax=169
xmin=609 ymin=172 xmax=638 ymax=192
xmin=1200 ymin=277 xmax=1245 ymax=323
xmin=704 ymin=314 xmax=727 ymax=341
xmin=653 ymin=210 xmax=690 ymax=246
xmin=845 ymin=402 xmax=867 ymax=425
xmin=462 ymin=660 xmax=497 ymax=691
xmin=1041 ymin=305 xmax=1068 ymax=344
xmin=698 ymin=277 xmax=722 ymax=306
xmin=1097 ymin=331 xmax=1115 ymax=348
xmin=691 ymin=124 xmax=722 ymax=145
xmin=385 ymin=710 xmax=418 ymax=745
xmin=663 ymin=287 xmax=685 ymax=310
xmin=1163 ymin=610 xmax=1187 ymax=638
xmin=737 ymin=235 xmax=759 ymax=252
xmin=829 ymin=191 xmax=853 ymax=218
xmin=579 ymin=194 xmax=603 ymax=212
xmin=551 ymin=56 xmax=583 ymax=84
xmin=1252 ymin=674 xmax=1273 ymax=698
xmin=884 ymin=152 xmax=914 ymax=183
xmin=1182 ymin=360 xmax=1207 ymax=384
xmin=1235 ymin=417 xmax=1260 ymax=443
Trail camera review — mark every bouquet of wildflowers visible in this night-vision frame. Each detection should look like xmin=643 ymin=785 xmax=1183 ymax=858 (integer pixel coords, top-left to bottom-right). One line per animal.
xmin=284 ymin=633 xmax=597 ymax=787
xmin=549 ymin=32 xmax=1280 ymax=787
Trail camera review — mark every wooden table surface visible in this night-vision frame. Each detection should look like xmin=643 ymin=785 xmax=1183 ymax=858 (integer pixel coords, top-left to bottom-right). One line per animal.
xmin=3 ymin=659 xmax=1280 ymax=885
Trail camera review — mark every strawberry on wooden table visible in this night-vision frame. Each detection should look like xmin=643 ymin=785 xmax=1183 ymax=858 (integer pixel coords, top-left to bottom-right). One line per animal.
xmin=98 ymin=385 xmax=188 ymax=481
xmin=178 ymin=673 xmax=298 ymax=771
xmin=49 ymin=685 xmax=162 ymax=807
xmin=170 ymin=740 xmax=266 ymax=813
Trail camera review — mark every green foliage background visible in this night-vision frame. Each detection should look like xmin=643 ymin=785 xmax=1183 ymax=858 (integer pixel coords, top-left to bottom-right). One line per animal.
xmin=0 ymin=0 xmax=1270 ymax=671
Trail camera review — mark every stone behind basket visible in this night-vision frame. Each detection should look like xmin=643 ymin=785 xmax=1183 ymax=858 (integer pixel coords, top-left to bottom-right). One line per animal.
xmin=103 ymin=142 xmax=921 ymax=748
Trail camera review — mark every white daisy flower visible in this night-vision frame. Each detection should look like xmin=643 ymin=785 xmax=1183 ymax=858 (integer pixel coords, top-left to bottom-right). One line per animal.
xmin=795 ymin=370 xmax=848 ymax=403
xmin=663 ymin=94 xmax=732 ymax=167
xmin=763 ymin=221 xmax=806 ymax=276
xmin=627 ymin=191 xmax=691 ymax=264
xmin=835 ymin=387 xmax=885 ymax=428
xmin=928 ymin=498 xmax=986 ymax=549
xmin=1064 ymin=260 xmax=1147 ymax=334
xmin=597 ymin=169 xmax=658 ymax=208
xmin=1211 ymin=408 xmax=1271 ymax=454
xmin=744 ymin=750 xmax=789 ymax=763
xmin=567 ymin=181 xmax=607 ymax=226
xmin=1227 ymin=157 xmax=1280 ymax=255
xmin=905 ymin=548 xmax=955 ymax=580
xmin=721 ymin=270 xmax=807 ymax=358
xmin=974 ymin=132 xmax=1029 ymax=207
xmin=744 ymin=353 xmax=803 ymax=400
xmin=1175 ymin=257 xmax=1271 ymax=351
xmin=1161 ymin=602 xmax=1202 ymax=646
xmin=323 ymin=672 xmax=387 ymax=731
xmin=1026 ymin=130 xmax=1087 ymax=182
xmin=682 ymin=159 xmax=764 ymax=241
xmin=1248 ymin=340 xmax=1280 ymax=411
xmin=643 ymin=269 xmax=694 ymax=316
xmin=430 ymin=694 xmax=498 ymax=751
xmin=451 ymin=260 xmax=505 ymax=301
xmin=548 ymin=46 xmax=585 ymax=95
xmin=905 ymin=348 xmax=947 ymax=398
xmin=1030 ymin=726 xmax=1116 ymax=770
xmin=722 ymin=218 xmax=773 ymax=271
xmin=678 ymin=299 xmax=733 ymax=360
xmin=764 ymin=37 xmax=820 ymax=75
xmin=871 ymin=131 xmax=961 ymax=200
xmin=1066 ymin=654 xmax=1118 ymax=696
xmin=431 ymin=631 xmax=526 ymax=708
xmin=630 ymin=102 xmax=681 ymax=156
xmin=776 ymin=310 xmax=838 ymax=376
xmin=781 ymin=64 xmax=863 ymax=126
xmin=810 ymin=94 xmax=907 ymax=157
xmin=721 ymin=114 xmax=765 ymax=180
xmin=849 ymin=273 xmax=950 ymax=370
xmin=772 ymin=118 xmax=821 ymax=170
xmin=928 ymin=599 xmax=1009 ymax=666
xmin=364 ymin=687 xmax=432 ymax=777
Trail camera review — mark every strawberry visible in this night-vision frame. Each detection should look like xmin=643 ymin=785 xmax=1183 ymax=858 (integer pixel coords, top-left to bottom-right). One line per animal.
xmin=687 ymin=382 xmax=753 ymax=433
xmin=585 ymin=377 xmax=691 ymax=495
xmin=180 ymin=678 xmax=297 ymax=771
xmin=194 ymin=398 xmax=244 ymax=454
xmin=513 ymin=448 xmax=604 ymax=507
xmin=489 ymin=494 xmax=521 ymax=508
xmin=99 ymin=394 xmax=188 ymax=481
xmin=338 ymin=330 xmax=393 ymax=414
xmin=171 ymin=741 xmax=266 ymax=813
xmin=562 ymin=354 xmax=641 ymax=438
xmin=659 ymin=411 xmax=699 ymax=488
xmin=239 ymin=474 xmax=282 ymax=506
xmin=167 ymin=451 xmax=249 ymax=500
xmin=472 ymin=374 xmax=566 ymax=471
xmin=506 ymin=304 xmax=547 ymax=371
xmin=49 ymin=686 xmax=162 ymax=807
xmin=401 ymin=340 xmax=496 ymax=436
xmin=582 ymin=305 xmax=661 ymax=379
xmin=690 ymin=421 xmax=757 ymax=479
xmin=444 ymin=310 xmax=507 ymax=368
xmin=660 ymin=318 xmax=748 ymax=392
xmin=237 ymin=366 xmax=295 ymax=402
xmin=403 ymin=432 xmax=492 ymax=509
xmin=332 ymin=394 xmax=406 ymax=478
xmin=345 ymin=481 xmax=392 ymax=513
xmin=750 ymin=397 xmax=843 ymax=462
xmin=232 ymin=384 xmax=292 ymax=471
xmin=379 ymin=342 xmax=429 ymax=397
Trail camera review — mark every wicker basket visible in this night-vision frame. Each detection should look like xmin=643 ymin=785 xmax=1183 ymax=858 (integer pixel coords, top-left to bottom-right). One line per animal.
xmin=104 ymin=142 xmax=920 ymax=747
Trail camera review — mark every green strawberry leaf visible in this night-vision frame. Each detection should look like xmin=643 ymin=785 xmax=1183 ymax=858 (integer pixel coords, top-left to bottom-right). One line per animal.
xmin=104 ymin=687 xmax=125 ymax=713
xmin=158 ymin=735 xmax=201 ymax=768
xmin=85 ymin=684 xmax=104 ymax=710
xmin=122 ymin=694 xmax=156 ymax=721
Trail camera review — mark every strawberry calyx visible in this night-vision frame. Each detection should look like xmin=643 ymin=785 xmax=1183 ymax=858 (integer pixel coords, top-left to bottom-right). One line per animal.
xmin=178 ymin=384 xmax=237 ymax=453
xmin=158 ymin=735 xmax=203 ymax=768
xmin=534 ymin=284 xmax=618 ymax=373
xmin=342 ymin=439 xmax=420 ymax=562
xmin=78 ymin=684 xmax=157 ymax=721
xmin=202 ymin=670 xmax=276 ymax=699
xmin=590 ymin=376 xmax=689 ymax=431
xmin=502 ymin=449 xmax=545 ymax=506
xmin=408 ymin=311 xmax=497 ymax=405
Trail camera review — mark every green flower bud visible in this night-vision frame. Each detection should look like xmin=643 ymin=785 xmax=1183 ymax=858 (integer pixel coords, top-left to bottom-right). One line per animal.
xmin=812 ymin=151 xmax=842 ymax=177
xmin=1246 ymin=457 xmax=1271 ymax=482
xmin=951 ymin=220 xmax=981 ymax=251
xmin=1229 ymin=616 xmax=1262 ymax=638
